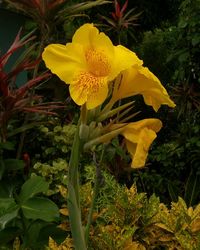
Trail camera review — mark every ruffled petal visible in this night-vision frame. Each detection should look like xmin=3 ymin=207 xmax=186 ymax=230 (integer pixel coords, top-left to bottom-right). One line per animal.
xmin=135 ymin=67 xmax=176 ymax=111
xmin=73 ymin=23 xmax=114 ymax=56
xmin=122 ymin=119 xmax=162 ymax=141
xmin=72 ymin=23 xmax=98 ymax=46
xmin=121 ymin=119 xmax=162 ymax=168
xmin=42 ymin=43 xmax=86 ymax=83
xmin=131 ymin=128 xmax=157 ymax=168
xmin=112 ymin=65 xmax=175 ymax=111
xmin=109 ymin=45 xmax=143 ymax=80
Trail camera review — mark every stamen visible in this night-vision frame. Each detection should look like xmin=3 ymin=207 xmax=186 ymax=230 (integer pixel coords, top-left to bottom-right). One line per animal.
xmin=73 ymin=72 xmax=106 ymax=95
xmin=85 ymin=49 xmax=111 ymax=77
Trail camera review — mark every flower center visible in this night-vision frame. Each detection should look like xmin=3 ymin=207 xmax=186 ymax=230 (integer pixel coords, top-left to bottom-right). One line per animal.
xmin=74 ymin=71 xmax=105 ymax=93
xmin=85 ymin=49 xmax=111 ymax=77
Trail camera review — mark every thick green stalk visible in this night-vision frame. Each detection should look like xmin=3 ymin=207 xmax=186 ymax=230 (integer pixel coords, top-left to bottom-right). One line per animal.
xmin=68 ymin=122 xmax=87 ymax=250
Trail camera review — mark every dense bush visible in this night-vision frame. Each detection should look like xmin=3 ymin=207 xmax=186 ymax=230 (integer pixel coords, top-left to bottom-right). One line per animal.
xmin=48 ymin=166 xmax=200 ymax=250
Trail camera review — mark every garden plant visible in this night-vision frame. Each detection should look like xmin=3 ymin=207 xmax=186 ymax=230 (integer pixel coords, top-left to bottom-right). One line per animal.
xmin=0 ymin=0 xmax=200 ymax=249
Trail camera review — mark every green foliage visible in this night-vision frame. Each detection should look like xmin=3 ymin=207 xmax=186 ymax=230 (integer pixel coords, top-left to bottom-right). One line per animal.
xmin=173 ymin=0 xmax=200 ymax=83
xmin=136 ymin=27 xmax=179 ymax=84
xmin=137 ymin=119 xmax=200 ymax=206
xmin=51 ymin=167 xmax=200 ymax=250
xmin=34 ymin=124 xmax=76 ymax=161
xmin=133 ymin=0 xmax=200 ymax=208
xmin=0 ymin=175 xmax=60 ymax=249
xmin=31 ymin=124 xmax=77 ymax=196
xmin=33 ymin=159 xmax=68 ymax=196
xmin=138 ymin=0 xmax=200 ymax=86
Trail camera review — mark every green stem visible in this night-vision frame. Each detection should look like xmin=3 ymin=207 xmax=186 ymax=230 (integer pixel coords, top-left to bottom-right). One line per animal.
xmin=85 ymin=148 xmax=105 ymax=246
xmin=67 ymin=120 xmax=87 ymax=250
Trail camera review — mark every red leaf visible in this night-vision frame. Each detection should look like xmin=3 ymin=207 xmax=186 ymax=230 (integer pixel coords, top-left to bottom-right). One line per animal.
xmin=114 ymin=0 xmax=121 ymax=18
xmin=121 ymin=0 xmax=128 ymax=15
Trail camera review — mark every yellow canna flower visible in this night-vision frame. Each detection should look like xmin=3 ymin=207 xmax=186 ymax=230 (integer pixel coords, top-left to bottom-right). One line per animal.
xmin=111 ymin=65 xmax=176 ymax=111
xmin=42 ymin=23 xmax=142 ymax=109
xmin=111 ymin=119 xmax=162 ymax=168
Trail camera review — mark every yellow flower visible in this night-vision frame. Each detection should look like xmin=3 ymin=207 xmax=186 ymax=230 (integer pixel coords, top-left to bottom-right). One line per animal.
xmin=111 ymin=119 xmax=162 ymax=168
xmin=111 ymin=65 xmax=175 ymax=111
xmin=42 ymin=23 xmax=142 ymax=109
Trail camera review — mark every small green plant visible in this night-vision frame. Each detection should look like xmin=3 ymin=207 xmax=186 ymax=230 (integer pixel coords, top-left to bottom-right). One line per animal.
xmin=0 ymin=175 xmax=62 ymax=249
xmin=49 ymin=166 xmax=200 ymax=250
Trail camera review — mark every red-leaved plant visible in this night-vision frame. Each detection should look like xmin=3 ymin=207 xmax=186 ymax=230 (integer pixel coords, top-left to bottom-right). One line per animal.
xmin=0 ymin=29 xmax=63 ymax=142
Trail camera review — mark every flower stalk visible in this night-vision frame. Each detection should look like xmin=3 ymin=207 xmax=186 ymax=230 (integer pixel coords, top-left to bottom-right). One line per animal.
xmin=67 ymin=119 xmax=87 ymax=250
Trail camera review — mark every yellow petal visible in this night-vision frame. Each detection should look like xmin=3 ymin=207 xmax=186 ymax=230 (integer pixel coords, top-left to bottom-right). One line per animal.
xmin=122 ymin=119 xmax=162 ymax=142
xmin=42 ymin=43 xmax=86 ymax=83
xmin=137 ymin=67 xmax=176 ymax=111
xmin=131 ymin=128 xmax=157 ymax=168
xmin=112 ymin=65 xmax=175 ymax=111
xmin=69 ymin=71 xmax=108 ymax=109
xmin=109 ymin=45 xmax=143 ymax=80
xmin=72 ymin=23 xmax=98 ymax=46
xmin=125 ymin=140 xmax=137 ymax=159
xmin=120 ymin=119 xmax=162 ymax=168
xmin=86 ymin=80 xmax=108 ymax=110
xmin=72 ymin=23 xmax=114 ymax=63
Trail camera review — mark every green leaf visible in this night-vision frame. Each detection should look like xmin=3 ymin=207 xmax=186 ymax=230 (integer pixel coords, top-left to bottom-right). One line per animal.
xmin=4 ymin=159 xmax=24 ymax=171
xmin=36 ymin=224 xmax=67 ymax=247
xmin=0 ymin=198 xmax=19 ymax=230
xmin=21 ymin=197 xmax=59 ymax=222
xmin=0 ymin=227 xmax=20 ymax=244
xmin=184 ymin=170 xmax=200 ymax=206
xmin=25 ymin=220 xmax=48 ymax=247
xmin=19 ymin=175 xmax=49 ymax=203
xmin=168 ymin=181 xmax=179 ymax=202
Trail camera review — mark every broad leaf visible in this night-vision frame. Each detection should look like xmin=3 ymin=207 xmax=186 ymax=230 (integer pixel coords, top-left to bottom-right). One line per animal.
xmin=0 ymin=198 xmax=19 ymax=230
xmin=30 ymin=224 xmax=66 ymax=248
xmin=19 ymin=175 xmax=49 ymax=203
xmin=0 ymin=227 xmax=20 ymax=244
xmin=21 ymin=197 xmax=59 ymax=222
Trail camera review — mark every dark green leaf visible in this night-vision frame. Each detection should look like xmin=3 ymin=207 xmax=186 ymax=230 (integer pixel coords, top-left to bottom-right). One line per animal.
xmin=19 ymin=175 xmax=49 ymax=203
xmin=0 ymin=227 xmax=20 ymax=244
xmin=21 ymin=197 xmax=59 ymax=222
xmin=0 ymin=198 xmax=19 ymax=230
xmin=36 ymin=224 xmax=67 ymax=247
xmin=168 ymin=182 xmax=179 ymax=202
xmin=184 ymin=170 xmax=200 ymax=206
